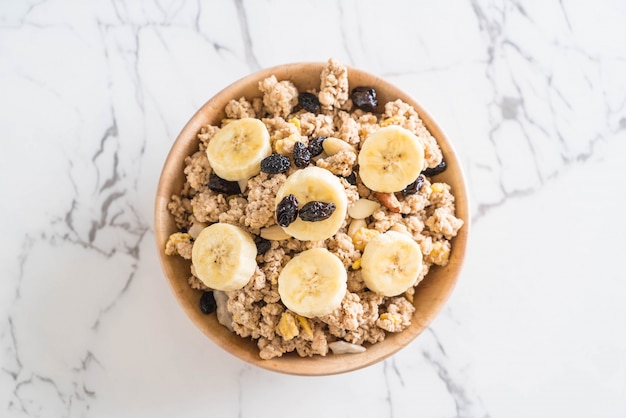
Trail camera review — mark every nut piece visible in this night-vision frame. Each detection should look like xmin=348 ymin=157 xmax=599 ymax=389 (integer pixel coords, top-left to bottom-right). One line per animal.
xmin=389 ymin=223 xmax=411 ymax=236
xmin=348 ymin=198 xmax=381 ymax=219
xmin=322 ymin=136 xmax=357 ymax=155
xmin=373 ymin=192 xmax=401 ymax=213
xmin=188 ymin=222 xmax=207 ymax=239
xmin=260 ymin=225 xmax=291 ymax=241
xmin=347 ymin=218 xmax=367 ymax=238
xmin=328 ymin=340 xmax=366 ymax=354
xmin=213 ymin=290 xmax=234 ymax=332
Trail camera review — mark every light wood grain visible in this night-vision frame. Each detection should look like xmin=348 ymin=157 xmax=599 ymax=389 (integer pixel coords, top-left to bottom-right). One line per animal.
xmin=154 ymin=62 xmax=470 ymax=376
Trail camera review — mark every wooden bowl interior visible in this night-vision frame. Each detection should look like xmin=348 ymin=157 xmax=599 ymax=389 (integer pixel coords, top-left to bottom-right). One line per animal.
xmin=154 ymin=63 xmax=469 ymax=375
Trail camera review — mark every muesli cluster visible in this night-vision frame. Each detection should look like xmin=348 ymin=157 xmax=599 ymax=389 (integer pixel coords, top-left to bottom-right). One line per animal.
xmin=165 ymin=58 xmax=463 ymax=359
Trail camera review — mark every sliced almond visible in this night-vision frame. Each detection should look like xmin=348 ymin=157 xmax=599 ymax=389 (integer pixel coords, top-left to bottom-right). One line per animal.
xmin=188 ymin=222 xmax=207 ymax=239
xmin=348 ymin=198 xmax=381 ymax=219
xmin=311 ymin=151 xmax=328 ymax=162
xmin=328 ymin=340 xmax=366 ymax=354
xmin=322 ymin=137 xmax=357 ymax=155
xmin=238 ymin=179 xmax=248 ymax=193
xmin=347 ymin=218 xmax=367 ymax=238
xmin=389 ymin=223 xmax=411 ymax=236
xmin=260 ymin=225 xmax=292 ymax=241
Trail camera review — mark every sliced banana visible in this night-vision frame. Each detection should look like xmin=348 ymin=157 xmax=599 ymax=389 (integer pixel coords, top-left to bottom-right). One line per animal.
xmin=278 ymin=248 xmax=347 ymax=318
xmin=360 ymin=230 xmax=423 ymax=297
xmin=357 ymin=125 xmax=425 ymax=193
xmin=206 ymin=118 xmax=271 ymax=181
xmin=275 ymin=166 xmax=348 ymax=241
xmin=191 ymin=223 xmax=257 ymax=291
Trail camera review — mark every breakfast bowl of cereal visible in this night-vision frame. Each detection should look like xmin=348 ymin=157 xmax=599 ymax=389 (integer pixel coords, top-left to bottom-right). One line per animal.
xmin=154 ymin=59 xmax=469 ymax=375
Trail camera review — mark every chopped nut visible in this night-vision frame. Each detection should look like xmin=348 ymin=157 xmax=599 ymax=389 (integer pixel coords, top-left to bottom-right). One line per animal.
xmin=373 ymin=192 xmax=401 ymax=213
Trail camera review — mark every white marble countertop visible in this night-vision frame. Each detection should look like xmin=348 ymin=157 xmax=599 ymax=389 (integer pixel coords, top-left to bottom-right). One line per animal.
xmin=1 ymin=1 xmax=625 ymax=417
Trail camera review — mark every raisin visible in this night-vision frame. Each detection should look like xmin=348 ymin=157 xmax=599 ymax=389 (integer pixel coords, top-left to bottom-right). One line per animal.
xmin=307 ymin=136 xmax=327 ymax=157
xmin=342 ymin=172 xmax=357 ymax=185
xmin=276 ymin=194 xmax=299 ymax=227
xmin=402 ymin=175 xmax=425 ymax=196
xmin=299 ymin=201 xmax=336 ymax=222
xmin=298 ymin=92 xmax=321 ymax=113
xmin=261 ymin=153 xmax=291 ymax=174
xmin=208 ymin=172 xmax=240 ymax=195
xmin=422 ymin=161 xmax=447 ymax=177
xmin=293 ymin=141 xmax=311 ymax=168
xmin=200 ymin=291 xmax=217 ymax=314
xmin=351 ymin=86 xmax=378 ymax=112
xmin=255 ymin=239 xmax=271 ymax=255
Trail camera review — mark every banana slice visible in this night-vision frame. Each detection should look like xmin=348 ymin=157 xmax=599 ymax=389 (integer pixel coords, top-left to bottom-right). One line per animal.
xmin=357 ymin=125 xmax=425 ymax=192
xmin=206 ymin=118 xmax=271 ymax=181
xmin=361 ymin=230 xmax=423 ymax=297
xmin=275 ymin=166 xmax=348 ymax=241
xmin=278 ymin=248 xmax=347 ymax=318
xmin=191 ymin=223 xmax=257 ymax=291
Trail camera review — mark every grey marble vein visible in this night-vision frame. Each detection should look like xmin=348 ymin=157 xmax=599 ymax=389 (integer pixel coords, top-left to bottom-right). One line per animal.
xmin=234 ymin=0 xmax=260 ymax=71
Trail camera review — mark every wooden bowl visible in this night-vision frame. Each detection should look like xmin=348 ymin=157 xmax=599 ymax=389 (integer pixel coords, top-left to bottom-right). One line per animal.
xmin=154 ymin=62 xmax=469 ymax=375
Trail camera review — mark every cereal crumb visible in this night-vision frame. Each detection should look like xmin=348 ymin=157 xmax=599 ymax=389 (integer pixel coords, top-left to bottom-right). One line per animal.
xmin=165 ymin=232 xmax=193 ymax=259
xmin=245 ymin=173 xmax=287 ymax=231
xmin=183 ymin=151 xmax=211 ymax=192
xmin=259 ymin=75 xmax=299 ymax=118
xmin=316 ymin=150 xmax=357 ymax=176
xmin=319 ymin=58 xmax=349 ymax=111
xmin=225 ymin=97 xmax=257 ymax=119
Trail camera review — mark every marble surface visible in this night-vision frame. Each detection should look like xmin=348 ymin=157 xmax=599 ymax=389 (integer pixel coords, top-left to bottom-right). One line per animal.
xmin=1 ymin=0 xmax=625 ymax=417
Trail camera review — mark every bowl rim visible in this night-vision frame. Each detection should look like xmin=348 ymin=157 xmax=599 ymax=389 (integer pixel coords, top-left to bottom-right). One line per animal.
xmin=154 ymin=61 xmax=470 ymax=376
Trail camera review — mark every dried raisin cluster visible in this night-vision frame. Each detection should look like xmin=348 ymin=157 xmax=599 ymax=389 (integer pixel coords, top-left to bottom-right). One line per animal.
xmin=307 ymin=136 xmax=326 ymax=157
xmin=299 ymin=201 xmax=336 ymax=222
xmin=261 ymin=153 xmax=291 ymax=174
xmin=402 ymin=175 xmax=425 ymax=196
xmin=255 ymin=239 xmax=272 ymax=255
xmin=422 ymin=161 xmax=447 ymax=177
xmin=200 ymin=291 xmax=217 ymax=314
xmin=293 ymin=141 xmax=311 ymax=168
xmin=276 ymin=194 xmax=299 ymax=227
xmin=351 ymin=86 xmax=378 ymax=112
xmin=275 ymin=194 xmax=337 ymax=227
xmin=298 ymin=92 xmax=321 ymax=113
xmin=208 ymin=173 xmax=240 ymax=194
